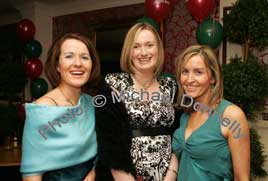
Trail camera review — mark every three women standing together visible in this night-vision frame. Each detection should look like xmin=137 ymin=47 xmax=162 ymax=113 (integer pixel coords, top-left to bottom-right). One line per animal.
xmin=21 ymin=22 xmax=250 ymax=181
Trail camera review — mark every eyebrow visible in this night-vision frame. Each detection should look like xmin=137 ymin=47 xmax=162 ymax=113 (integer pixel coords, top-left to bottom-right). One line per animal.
xmin=182 ymin=67 xmax=206 ymax=70
xmin=62 ymin=52 xmax=90 ymax=55
xmin=134 ymin=41 xmax=156 ymax=44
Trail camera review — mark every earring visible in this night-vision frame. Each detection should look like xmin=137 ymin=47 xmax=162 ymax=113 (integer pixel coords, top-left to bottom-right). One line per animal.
xmin=211 ymin=84 xmax=215 ymax=91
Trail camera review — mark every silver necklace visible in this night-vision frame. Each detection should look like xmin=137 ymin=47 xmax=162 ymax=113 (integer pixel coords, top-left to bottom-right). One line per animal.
xmin=132 ymin=75 xmax=155 ymax=90
xmin=58 ymin=88 xmax=75 ymax=106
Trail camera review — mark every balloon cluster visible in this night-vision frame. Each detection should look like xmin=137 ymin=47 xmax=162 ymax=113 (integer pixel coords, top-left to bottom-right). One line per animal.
xmin=16 ymin=19 xmax=48 ymax=100
xmin=186 ymin=0 xmax=223 ymax=49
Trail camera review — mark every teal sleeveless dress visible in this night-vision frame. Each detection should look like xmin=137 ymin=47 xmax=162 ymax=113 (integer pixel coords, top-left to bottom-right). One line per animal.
xmin=172 ymin=99 xmax=233 ymax=181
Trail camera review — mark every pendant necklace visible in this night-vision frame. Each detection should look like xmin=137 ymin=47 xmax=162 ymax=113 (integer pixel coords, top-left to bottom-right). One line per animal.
xmin=132 ymin=75 xmax=155 ymax=90
xmin=58 ymin=87 xmax=75 ymax=106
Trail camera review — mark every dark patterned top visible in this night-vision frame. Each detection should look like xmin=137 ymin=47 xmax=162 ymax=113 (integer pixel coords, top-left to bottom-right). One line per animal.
xmin=105 ymin=73 xmax=177 ymax=181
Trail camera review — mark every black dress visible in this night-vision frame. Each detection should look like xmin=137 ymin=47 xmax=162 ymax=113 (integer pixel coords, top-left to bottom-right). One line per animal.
xmin=95 ymin=73 xmax=181 ymax=181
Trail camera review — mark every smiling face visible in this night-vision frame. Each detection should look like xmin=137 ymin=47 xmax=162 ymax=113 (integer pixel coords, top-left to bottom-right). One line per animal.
xmin=180 ymin=54 xmax=215 ymax=103
xmin=130 ymin=29 xmax=158 ymax=75
xmin=57 ymin=38 xmax=92 ymax=89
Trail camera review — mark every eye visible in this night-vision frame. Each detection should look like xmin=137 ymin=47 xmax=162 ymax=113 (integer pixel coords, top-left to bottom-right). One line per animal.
xmin=81 ymin=55 xmax=91 ymax=61
xmin=181 ymin=69 xmax=188 ymax=75
xmin=64 ymin=54 xmax=73 ymax=59
xmin=147 ymin=43 xmax=155 ymax=48
xmin=133 ymin=44 xmax=139 ymax=49
xmin=195 ymin=70 xmax=203 ymax=75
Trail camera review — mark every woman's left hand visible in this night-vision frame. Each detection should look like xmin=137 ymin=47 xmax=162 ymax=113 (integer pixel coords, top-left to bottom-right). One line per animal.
xmin=83 ymin=170 xmax=95 ymax=181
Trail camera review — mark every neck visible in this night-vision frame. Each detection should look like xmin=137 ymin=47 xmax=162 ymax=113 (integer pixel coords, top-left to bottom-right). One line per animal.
xmin=58 ymin=84 xmax=81 ymax=104
xmin=194 ymin=91 xmax=214 ymax=108
xmin=132 ymin=72 xmax=156 ymax=90
xmin=133 ymin=71 xmax=155 ymax=83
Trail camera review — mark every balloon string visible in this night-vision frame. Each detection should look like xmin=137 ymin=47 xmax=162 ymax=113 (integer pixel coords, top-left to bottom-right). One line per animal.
xmin=213 ymin=0 xmax=220 ymax=20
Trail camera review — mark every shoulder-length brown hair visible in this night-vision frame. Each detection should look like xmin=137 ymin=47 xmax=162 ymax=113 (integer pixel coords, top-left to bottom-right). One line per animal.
xmin=120 ymin=23 xmax=164 ymax=76
xmin=175 ymin=45 xmax=223 ymax=107
xmin=45 ymin=32 xmax=100 ymax=94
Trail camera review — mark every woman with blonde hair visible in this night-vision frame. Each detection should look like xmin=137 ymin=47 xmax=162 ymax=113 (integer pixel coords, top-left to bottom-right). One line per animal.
xmin=95 ymin=22 xmax=181 ymax=181
xmin=172 ymin=45 xmax=250 ymax=180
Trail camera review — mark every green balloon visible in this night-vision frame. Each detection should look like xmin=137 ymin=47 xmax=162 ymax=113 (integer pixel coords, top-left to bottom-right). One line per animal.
xmin=160 ymin=72 xmax=177 ymax=81
xmin=196 ymin=18 xmax=223 ymax=49
xmin=30 ymin=78 xmax=48 ymax=98
xmin=24 ymin=39 xmax=42 ymax=58
xmin=137 ymin=16 xmax=160 ymax=32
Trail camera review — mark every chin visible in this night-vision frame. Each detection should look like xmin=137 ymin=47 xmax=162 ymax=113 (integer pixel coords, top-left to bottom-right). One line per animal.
xmin=69 ymin=81 xmax=88 ymax=88
xmin=184 ymin=92 xmax=197 ymax=98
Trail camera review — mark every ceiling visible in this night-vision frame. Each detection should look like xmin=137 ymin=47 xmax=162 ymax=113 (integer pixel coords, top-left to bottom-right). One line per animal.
xmin=0 ymin=0 xmax=74 ymax=15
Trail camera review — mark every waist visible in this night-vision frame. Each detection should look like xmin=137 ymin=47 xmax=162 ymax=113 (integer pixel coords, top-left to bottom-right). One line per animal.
xmin=42 ymin=156 xmax=96 ymax=180
xmin=132 ymin=127 xmax=170 ymax=138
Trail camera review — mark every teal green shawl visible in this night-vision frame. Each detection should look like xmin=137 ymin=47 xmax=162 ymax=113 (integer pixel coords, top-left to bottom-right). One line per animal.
xmin=20 ymin=94 xmax=97 ymax=176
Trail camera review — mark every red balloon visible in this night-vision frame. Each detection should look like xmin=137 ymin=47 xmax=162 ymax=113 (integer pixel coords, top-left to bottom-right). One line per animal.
xmin=186 ymin=0 xmax=215 ymax=22
xmin=145 ymin=0 xmax=172 ymax=22
xmin=16 ymin=19 xmax=36 ymax=41
xmin=24 ymin=58 xmax=43 ymax=80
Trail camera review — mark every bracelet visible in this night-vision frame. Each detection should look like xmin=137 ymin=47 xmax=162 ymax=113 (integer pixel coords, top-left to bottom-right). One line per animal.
xmin=168 ymin=168 xmax=178 ymax=175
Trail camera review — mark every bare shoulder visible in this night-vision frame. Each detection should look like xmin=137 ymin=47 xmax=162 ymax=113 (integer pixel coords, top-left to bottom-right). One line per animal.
xmin=34 ymin=89 xmax=58 ymax=106
xmin=223 ymin=104 xmax=248 ymax=126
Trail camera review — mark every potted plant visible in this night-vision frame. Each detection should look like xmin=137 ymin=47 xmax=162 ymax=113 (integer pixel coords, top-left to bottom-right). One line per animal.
xmin=223 ymin=0 xmax=268 ymax=179
xmin=223 ymin=0 xmax=268 ymax=61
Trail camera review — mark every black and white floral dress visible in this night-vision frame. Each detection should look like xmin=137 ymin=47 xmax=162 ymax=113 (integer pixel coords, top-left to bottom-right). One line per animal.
xmin=105 ymin=73 xmax=177 ymax=181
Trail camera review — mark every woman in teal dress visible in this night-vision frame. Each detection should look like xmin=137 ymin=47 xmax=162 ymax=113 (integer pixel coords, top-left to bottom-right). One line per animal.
xmin=172 ymin=45 xmax=250 ymax=180
xmin=20 ymin=33 xmax=100 ymax=181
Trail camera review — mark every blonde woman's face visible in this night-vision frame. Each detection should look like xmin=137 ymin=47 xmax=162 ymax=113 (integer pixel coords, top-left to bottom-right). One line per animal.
xmin=130 ymin=29 xmax=158 ymax=75
xmin=180 ymin=55 xmax=215 ymax=103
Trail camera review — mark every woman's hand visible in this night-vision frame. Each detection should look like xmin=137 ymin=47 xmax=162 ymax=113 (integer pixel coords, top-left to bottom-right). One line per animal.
xmin=111 ymin=169 xmax=135 ymax=181
xmin=23 ymin=175 xmax=42 ymax=181
xmin=83 ymin=170 xmax=95 ymax=181
xmin=163 ymin=169 xmax=177 ymax=181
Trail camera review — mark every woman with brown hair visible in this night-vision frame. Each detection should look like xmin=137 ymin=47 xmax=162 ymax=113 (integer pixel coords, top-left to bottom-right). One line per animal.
xmin=20 ymin=33 xmax=100 ymax=181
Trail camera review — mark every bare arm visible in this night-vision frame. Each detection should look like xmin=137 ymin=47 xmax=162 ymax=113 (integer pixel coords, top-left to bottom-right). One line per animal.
xmin=111 ymin=169 xmax=135 ymax=181
xmin=164 ymin=153 xmax=178 ymax=181
xmin=23 ymin=175 xmax=42 ymax=181
xmin=223 ymin=105 xmax=250 ymax=181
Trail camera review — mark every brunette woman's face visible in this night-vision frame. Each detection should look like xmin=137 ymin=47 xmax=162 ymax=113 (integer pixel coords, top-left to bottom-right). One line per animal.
xmin=57 ymin=38 xmax=92 ymax=89
xmin=131 ymin=29 xmax=158 ymax=74
xmin=180 ymin=55 xmax=215 ymax=103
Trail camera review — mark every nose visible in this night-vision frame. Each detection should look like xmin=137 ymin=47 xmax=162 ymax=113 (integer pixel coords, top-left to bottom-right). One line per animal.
xmin=73 ymin=56 xmax=82 ymax=66
xmin=140 ymin=46 xmax=148 ymax=56
xmin=186 ymin=73 xmax=195 ymax=83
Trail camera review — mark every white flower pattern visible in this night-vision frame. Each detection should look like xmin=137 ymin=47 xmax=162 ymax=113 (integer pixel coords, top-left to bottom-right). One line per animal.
xmin=105 ymin=73 xmax=176 ymax=181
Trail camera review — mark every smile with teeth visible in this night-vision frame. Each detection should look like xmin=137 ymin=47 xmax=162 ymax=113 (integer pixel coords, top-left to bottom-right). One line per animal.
xmin=70 ymin=70 xmax=84 ymax=75
xmin=138 ymin=58 xmax=151 ymax=64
